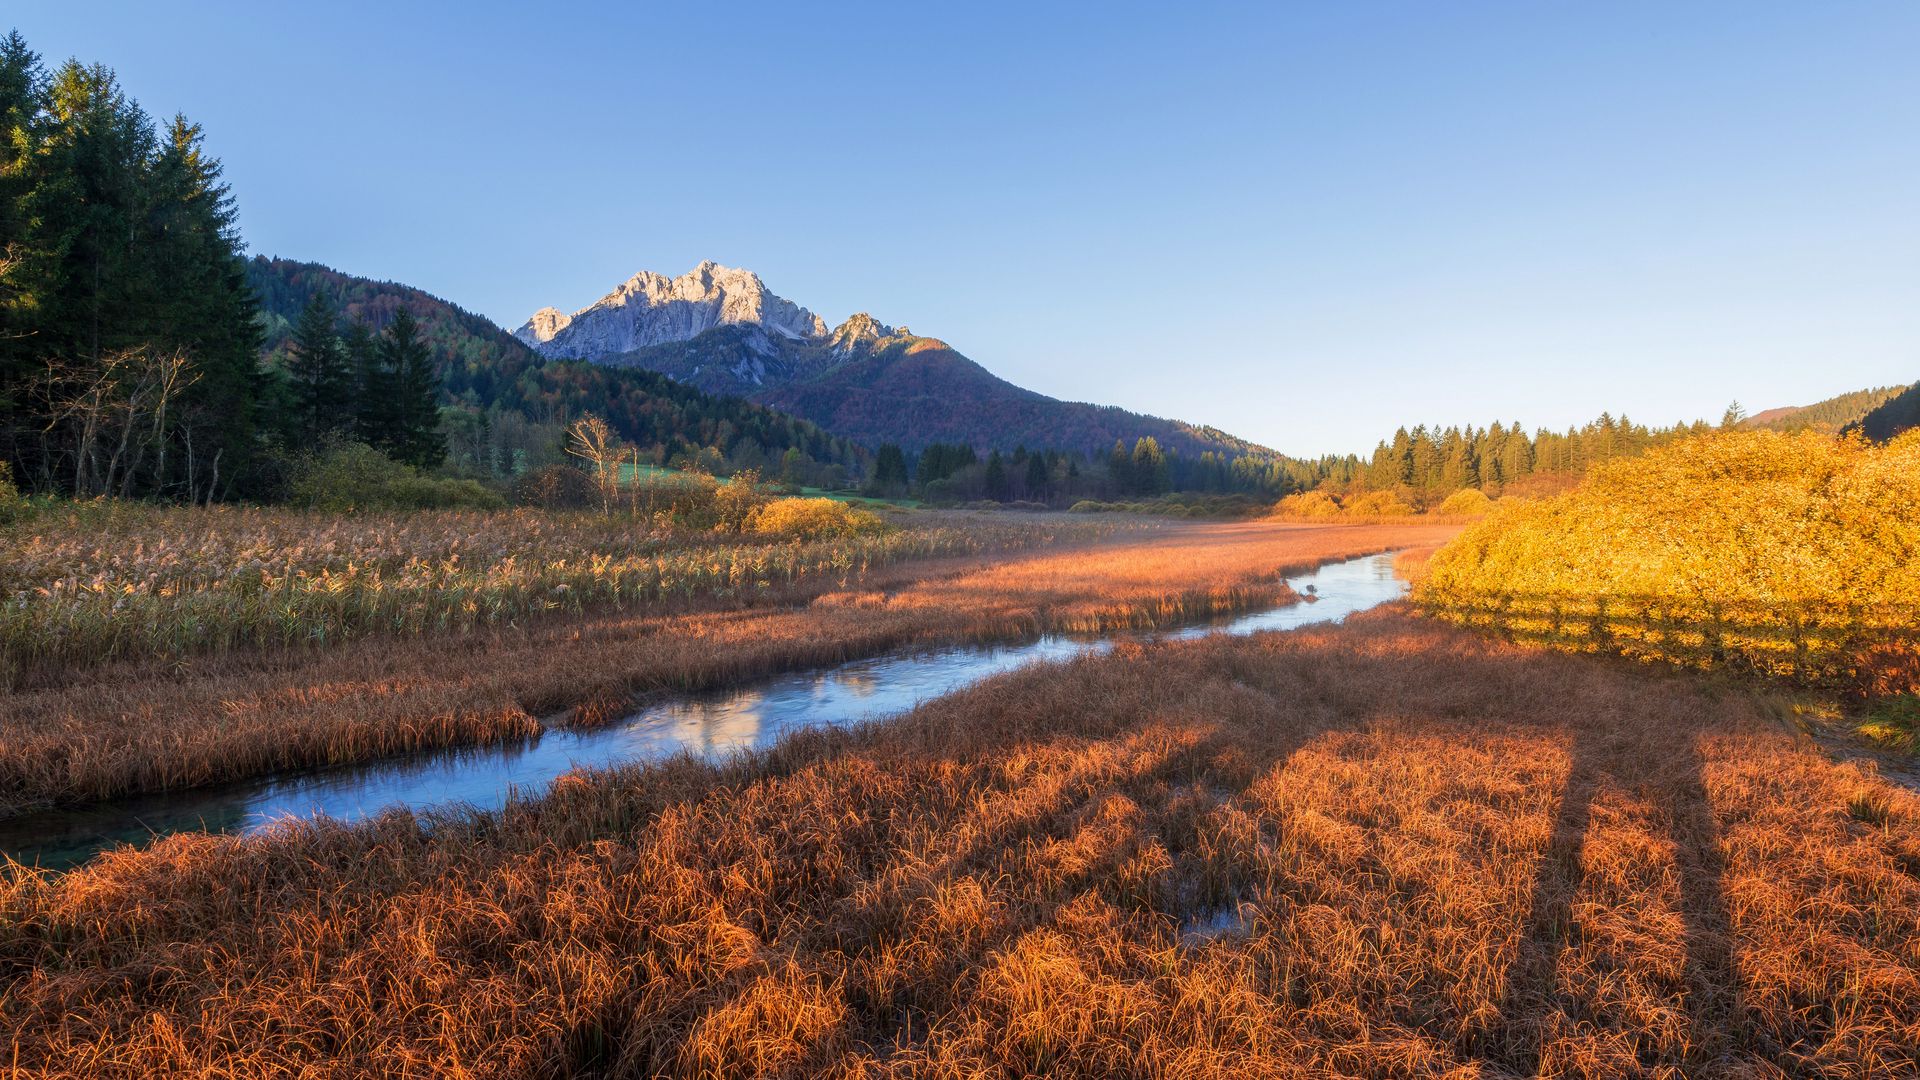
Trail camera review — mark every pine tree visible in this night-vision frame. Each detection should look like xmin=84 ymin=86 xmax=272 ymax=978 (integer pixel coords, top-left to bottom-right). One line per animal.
xmin=286 ymin=292 xmax=352 ymax=443
xmin=1107 ymin=439 xmax=1132 ymax=495
xmin=0 ymin=32 xmax=46 ymax=442
xmin=0 ymin=36 xmax=260 ymax=499
xmin=984 ymin=450 xmax=1010 ymax=502
xmin=381 ymin=308 xmax=445 ymax=468
xmin=866 ymin=443 xmax=909 ymax=495
xmin=347 ymin=320 xmax=392 ymax=448
xmin=1024 ymin=451 xmax=1049 ymax=500
xmin=1130 ymin=436 xmax=1169 ymax=495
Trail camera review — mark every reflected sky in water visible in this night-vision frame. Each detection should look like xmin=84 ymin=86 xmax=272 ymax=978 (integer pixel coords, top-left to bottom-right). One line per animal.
xmin=0 ymin=552 xmax=1405 ymax=870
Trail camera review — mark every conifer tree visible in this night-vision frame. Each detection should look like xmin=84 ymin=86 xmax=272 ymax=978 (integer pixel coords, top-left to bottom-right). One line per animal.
xmin=866 ymin=443 xmax=909 ymax=495
xmin=381 ymin=308 xmax=445 ymax=467
xmin=1024 ymin=451 xmax=1049 ymax=500
xmin=347 ymin=320 xmax=392 ymax=448
xmin=286 ymin=292 xmax=352 ymax=442
xmin=983 ymin=450 xmax=1010 ymax=502
xmin=1130 ymin=436 xmax=1169 ymax=495
xmin=1107 ymin=439 xmax=1132 ymax=495
xmin=0 ymin=36 xmax=260 ymax=499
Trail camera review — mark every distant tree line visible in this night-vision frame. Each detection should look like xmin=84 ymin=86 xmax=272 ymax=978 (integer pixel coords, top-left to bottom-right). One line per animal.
xmin=1359 ymin=413 xmax=1717 ymax=497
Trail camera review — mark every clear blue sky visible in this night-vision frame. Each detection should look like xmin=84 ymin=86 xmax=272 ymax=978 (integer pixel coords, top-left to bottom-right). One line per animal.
xmin=12 ymin=2 xmax=1920 ymax=455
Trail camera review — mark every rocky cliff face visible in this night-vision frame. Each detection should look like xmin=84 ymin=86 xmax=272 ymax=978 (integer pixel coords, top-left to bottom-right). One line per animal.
xmin=515 ymin=261 xmax=826 ymax=358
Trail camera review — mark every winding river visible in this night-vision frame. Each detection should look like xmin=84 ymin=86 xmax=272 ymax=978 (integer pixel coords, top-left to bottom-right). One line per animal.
xmin=0 ymin=550 xmax=1407 ymax=870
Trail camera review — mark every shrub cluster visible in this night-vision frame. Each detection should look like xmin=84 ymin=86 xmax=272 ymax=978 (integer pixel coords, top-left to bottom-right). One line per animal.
xmin=1418 ymin=430 xmax=1920 ymax=695
xmin=1271 ymin=486 xmax=1493 ymax=522
xmin=1069 ymin=493 xmax=1267 ymax=518
xmin=747 ymin=497 xmax=891 ymax=540
xmin=288 ymin=442 xmax=505 ymax=512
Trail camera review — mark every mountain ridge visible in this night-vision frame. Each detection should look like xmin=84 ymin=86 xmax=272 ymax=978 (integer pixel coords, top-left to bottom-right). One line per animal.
xmin=517 ymin=262 xmax=1278 ymax=459
xmin=247 ymin=257 xmax=868 ymax=474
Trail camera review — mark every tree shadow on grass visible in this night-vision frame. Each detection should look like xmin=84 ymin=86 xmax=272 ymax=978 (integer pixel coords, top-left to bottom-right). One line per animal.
xmin=1484 ymin=704 xmax=1751 ymax=1075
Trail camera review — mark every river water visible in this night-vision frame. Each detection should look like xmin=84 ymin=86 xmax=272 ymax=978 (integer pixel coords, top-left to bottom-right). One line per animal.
xmin=0 ymin=551 xmax=1406 ymax=870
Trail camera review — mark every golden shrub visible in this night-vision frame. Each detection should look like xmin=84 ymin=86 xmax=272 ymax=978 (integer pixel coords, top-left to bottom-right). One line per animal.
xmin=1417 ymin=429 xmax=1920 ymax=689
xmin=1273 ymin=491 xmax=1342 ymax=519
xmin=1343 ymin=489 xmax=1418 ymax=518
xmin=1433 ymin=488 xmax=1495 ymax=517
xmin=747 ymin=497 xmax=890 ymax=540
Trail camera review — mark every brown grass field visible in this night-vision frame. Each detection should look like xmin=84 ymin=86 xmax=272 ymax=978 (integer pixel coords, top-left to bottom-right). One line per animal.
xmin=0 ymin=520 xmax=1453 ymax=816
xmin=1 ymin=532 xmax=1915 ymax=1078
xmin=3 ymin=586 xmax=1917 ymax=1076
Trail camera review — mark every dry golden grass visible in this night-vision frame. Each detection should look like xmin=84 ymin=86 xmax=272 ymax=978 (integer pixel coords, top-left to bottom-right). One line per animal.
xmin=2 ymin=606 xmax=1913 ymax=1077
xmin=0 ymin=502 xmax=1088 ymax=688
xmin=0 ymin=520 xmax=1453 ymax=815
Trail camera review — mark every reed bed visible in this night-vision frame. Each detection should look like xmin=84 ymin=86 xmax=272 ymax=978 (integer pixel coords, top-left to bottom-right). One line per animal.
xmin=2 ymin=608 xmax=1913 ymax=1076
xmin=0 ymin=521 xmax=1456 ymax=814
xmin=0 ymin=502 xmax=1104 ymax=688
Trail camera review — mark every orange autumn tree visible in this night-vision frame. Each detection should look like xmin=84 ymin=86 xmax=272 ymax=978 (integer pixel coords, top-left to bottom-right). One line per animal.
xmin=1417 ymin=429 xmax=1920 ymax=691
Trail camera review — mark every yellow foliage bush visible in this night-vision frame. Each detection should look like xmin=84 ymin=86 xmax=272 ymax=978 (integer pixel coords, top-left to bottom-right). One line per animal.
xmin=1418 ymin=430 xmax=1920 ymax=690
xmin=1343 ymin=490 xmax=1418 ymax=518
xmin=1273 ymin=491 xmax=1342 ymax=519
xmin=748 ymin=497 xmax=890 ymax=540
xmin=1433 ymin=488 xmax=1495 ymax=517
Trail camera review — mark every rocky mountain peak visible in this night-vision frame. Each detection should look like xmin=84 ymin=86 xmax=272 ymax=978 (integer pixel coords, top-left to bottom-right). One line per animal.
xmin=514 ymin=261 xmax=827 ymax=358
xmin=516 ymin=306 xmax=572 ymax=346
xmin=827 ymin=312 xmax=902 ymax=356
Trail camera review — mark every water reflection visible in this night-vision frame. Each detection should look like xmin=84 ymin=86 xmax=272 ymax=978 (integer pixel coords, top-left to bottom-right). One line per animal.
xmin=0 ymin=552 xmax=1406 ymax=870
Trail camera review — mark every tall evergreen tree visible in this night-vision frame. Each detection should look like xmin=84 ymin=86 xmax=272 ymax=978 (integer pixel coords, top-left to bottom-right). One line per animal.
xmin=381 ymin=308 xmax=446 ymax=467
xmin=1107 ymin=439 xmax=1132 ymax=495
xmin=0 ymin=34 xmax=261 ymax=499
xmin=1130 ymin=436 xmax=1169 ymax=495
xmin=983 ymin=450 xmax=1010 ymax=502
xmin=866 ymin=442 xmax=909 ymax=495
xmin=0 ymin=31 xmax=46 ymax=444
xmin=346 ymin=319 xmax=392 ymax=447
xmin=286 ymin=293 xmax=352 ymax=443
xmin=1024 ymin=451 xmax=1049 ymax=500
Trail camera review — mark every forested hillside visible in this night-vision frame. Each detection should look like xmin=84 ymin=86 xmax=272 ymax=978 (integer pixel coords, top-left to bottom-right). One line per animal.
xmin=248 ymin=260 xmax=869 ymax=484
xmin=749 ymin=335 xmax=1262 ymax=460
xmin=1852 ymin=381 xmax=1920 ymax=442
xmin=1744 ymin=385 xmax=1907 ymax=433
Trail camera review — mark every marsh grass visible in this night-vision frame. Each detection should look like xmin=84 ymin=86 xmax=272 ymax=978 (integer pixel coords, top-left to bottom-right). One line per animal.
xmin=1 ymin=609 xmax=1913 ymax=1076
xmin=0 ymin=502 xmax=1108 ymax=688
xmin=1859 ymin=694 xmax=1920 ymax=753
xmin=0 ymin=521 xmax=1457 ymax=814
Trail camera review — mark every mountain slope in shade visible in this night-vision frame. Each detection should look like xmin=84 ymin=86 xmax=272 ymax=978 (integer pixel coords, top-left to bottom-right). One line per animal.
xmin=520 ymin=262 xmax=1276 ymax=458
xmin=1851 ymin=382 xmax=1920 ymax=442
xmin=1743 ymin=384 xmax=1909 ymax=434
xmin=251 ymin=257 xmax=537 ymax=392
xmin=752 ymin=336 xmax=1270 ymax=458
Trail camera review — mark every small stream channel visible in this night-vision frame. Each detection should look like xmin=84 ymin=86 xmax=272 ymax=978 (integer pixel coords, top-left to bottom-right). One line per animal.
xmin=0 ymin=551 xmax=1408 ymax=871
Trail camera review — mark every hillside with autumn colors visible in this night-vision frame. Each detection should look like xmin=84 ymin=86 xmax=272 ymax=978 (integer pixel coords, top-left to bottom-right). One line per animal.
xmin=246 ymin=258 xmax=868 ymax=481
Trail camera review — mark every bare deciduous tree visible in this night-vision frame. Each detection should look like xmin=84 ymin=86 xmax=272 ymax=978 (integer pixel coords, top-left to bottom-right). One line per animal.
xmin=565 ymin=413 xmax=623 ymax=514
xmin=35 ymin=346 xmax=200 ymax=498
